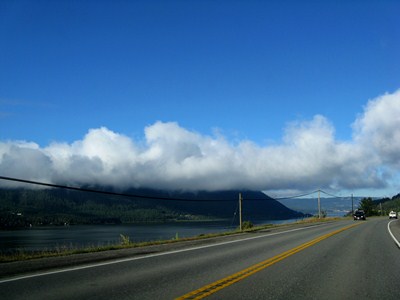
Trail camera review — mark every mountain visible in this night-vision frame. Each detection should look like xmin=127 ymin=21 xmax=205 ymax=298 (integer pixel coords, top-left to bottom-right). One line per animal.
xmin=0 ymin=188 xmax=307 ymax=229
xmin=146 ymin=189 xmax=307 ymax=220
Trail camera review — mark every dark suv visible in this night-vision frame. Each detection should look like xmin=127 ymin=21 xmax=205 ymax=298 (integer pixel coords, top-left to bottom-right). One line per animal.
xmin=353 ymin=210 xmax=366 ymax=220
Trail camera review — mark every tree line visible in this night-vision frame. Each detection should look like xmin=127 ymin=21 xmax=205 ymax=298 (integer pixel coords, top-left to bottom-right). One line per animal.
xmin=0 ymin=187 xmax=306 ymax=229
xmin=357 ymin=193 xmax=400 ymax=216
xmin=0 ymin=189 xmax=205 ymax=229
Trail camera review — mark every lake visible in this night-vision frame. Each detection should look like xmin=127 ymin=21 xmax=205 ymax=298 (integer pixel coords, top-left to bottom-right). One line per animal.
xmin=0 ymin=219 xmax=298 ymax=252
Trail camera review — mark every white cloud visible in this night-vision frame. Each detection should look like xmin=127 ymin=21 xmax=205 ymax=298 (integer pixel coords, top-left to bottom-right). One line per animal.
xmin=1 ymin=90 xmax=400 ymax=194
xmin=353 ymin=89 xmax=400 ymax=168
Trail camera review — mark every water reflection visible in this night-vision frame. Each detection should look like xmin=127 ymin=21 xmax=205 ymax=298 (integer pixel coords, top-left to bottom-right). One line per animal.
xmin=0 ymin=219 xmax=299 ymax=252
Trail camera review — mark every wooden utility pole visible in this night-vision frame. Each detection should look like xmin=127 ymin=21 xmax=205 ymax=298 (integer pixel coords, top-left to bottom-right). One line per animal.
xmin=239 ymin=192 xmax=243 ymax=231
xmin=351 ymin=193 xmax=354 ymax=214
xmin=318 ymin=190 xmax=321 ymax=218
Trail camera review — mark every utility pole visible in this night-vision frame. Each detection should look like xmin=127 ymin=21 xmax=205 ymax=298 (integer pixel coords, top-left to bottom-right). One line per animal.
xmin=239 ymin=192 xmax=243 ymax=231
xmin=318 ymin=190 xmax=321 ymax=218
xmin=351 ymin=193 xmax=354 ymax=215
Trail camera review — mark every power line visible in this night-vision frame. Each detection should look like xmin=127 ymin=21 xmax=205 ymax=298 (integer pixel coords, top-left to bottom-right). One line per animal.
xmin=0 ymin=175 xmax=373 ymax=202
xmin=0 ymin=176 xmax=237 ymax=202
xmin=0 ymin=175 xmax=273 ymax=202
xmin=319 ymin=190 xmax=345 ymax=199
xmin=273 ymin=190 xmax=320 ymax=200
xmin=274 ymin=189 xmax=352 ymax=200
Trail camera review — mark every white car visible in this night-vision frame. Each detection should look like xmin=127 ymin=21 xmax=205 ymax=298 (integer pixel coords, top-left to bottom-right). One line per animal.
xmin=389 ymin=211 xmax=398 ymax=219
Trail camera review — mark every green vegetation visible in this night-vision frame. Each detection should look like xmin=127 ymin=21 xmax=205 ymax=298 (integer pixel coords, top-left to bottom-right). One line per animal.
xmin=241 ymin=220 xmax=254 ymax=230
xmin=357 ymin=194 xmax=400 ymax=216
xmin=119 ymin=234 xmax=131 ymax=246
xmin=0 ymin=189 xmax=210 ymax=229
xmin=377 ymin=193 xmax=400 ymax=214
xmin=358 ymin=197 xmax=378 ymax=216
xmin=0 ymin=188 xmax=307 ymax=230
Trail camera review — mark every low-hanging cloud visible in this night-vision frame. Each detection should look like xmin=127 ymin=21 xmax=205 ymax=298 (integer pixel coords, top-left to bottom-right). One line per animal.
xmin=1 ymin=90 xmax=400 ymax=193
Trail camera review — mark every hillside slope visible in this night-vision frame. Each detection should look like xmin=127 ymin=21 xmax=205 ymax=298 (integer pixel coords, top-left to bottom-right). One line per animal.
xmin=0 ymin=188 xmax=306 ymax=228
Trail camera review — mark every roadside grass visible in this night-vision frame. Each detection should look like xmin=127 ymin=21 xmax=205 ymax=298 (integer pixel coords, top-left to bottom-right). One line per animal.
xmin=0 ymin=217 xmax=343 ymax=263
xmin=295 ymin=216 xmax=344 ymax=223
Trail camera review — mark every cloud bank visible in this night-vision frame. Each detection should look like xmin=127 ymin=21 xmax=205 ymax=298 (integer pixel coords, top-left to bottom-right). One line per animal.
xmin=1 ymin=90 xmax=400 ymax=194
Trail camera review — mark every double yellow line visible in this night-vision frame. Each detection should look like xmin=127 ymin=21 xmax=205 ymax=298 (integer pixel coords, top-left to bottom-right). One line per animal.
xmin=176 ymin=223 xmax=360 ymax=299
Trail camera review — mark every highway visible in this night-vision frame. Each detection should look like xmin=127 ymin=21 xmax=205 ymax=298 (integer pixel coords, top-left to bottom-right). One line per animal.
xmin=1 ymin=218 xmax=399 ymax=299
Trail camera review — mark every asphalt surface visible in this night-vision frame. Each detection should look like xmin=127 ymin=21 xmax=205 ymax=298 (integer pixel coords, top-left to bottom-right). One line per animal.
xmin=1 ymin=217 xmax=399 ymax=300
xmin=209 ymin=217 xmax=400 ymax=300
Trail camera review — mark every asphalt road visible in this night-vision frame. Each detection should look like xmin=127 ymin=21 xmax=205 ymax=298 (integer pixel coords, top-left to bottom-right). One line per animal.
xmin=1 ymin=218 xmax=399 ymax=300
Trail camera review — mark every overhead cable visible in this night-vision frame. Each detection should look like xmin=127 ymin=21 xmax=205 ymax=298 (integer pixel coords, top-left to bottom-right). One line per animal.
xmin=0 ymin=175 xmax=266 ymax=202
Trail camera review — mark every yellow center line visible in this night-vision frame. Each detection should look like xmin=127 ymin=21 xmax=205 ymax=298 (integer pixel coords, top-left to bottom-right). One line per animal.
xmin=176 ymin=223 xmax=361 ymax=300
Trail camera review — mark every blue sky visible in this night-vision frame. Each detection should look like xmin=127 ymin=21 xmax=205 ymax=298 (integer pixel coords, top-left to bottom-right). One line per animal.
xmin=1 ymin=0 xmax=400 ymax=197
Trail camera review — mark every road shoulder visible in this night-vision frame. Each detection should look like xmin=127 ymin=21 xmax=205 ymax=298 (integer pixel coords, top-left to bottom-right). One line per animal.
xmin=388 ymin=218 xmax=400 ymax=247
xmin=0 ymin=220 xmax=337 ymax=279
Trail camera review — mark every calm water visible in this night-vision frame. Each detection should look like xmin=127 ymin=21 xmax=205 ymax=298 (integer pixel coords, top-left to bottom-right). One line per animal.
xmin=0 ymin=219 xmax=297 ymax=252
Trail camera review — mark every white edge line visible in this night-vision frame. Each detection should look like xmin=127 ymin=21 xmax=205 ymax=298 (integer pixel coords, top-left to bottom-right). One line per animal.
xmin=387 ymin=219 xmax=400 ymax=249
xmin=0 ymin=223 xmax=328 ymax=284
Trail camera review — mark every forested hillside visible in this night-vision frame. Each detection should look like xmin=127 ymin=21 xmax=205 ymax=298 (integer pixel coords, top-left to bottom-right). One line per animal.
xmin=0 ymin=188 xmax=306 ymax=229
xmin=351 ymin=193 xmax=400 ymax=217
